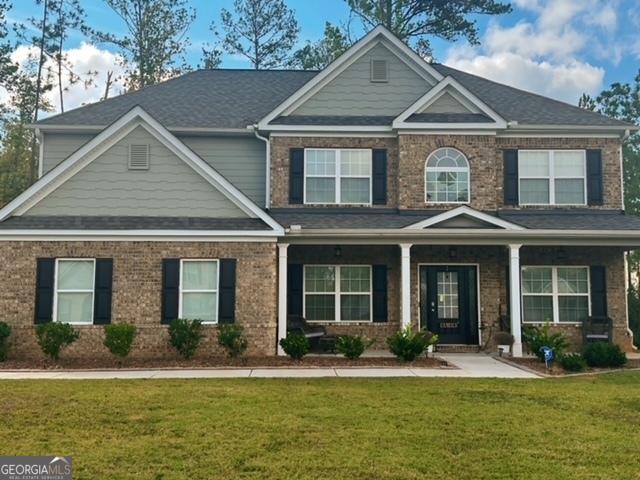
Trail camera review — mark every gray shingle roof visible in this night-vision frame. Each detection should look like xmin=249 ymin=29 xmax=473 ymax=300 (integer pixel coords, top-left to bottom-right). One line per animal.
xmin=0 ymin=216 xmax=272 ymax=230
xmin=271 ymin=209 xmax=640 ymax=231
xmin=36 ymin=64 xmax=631 ymax=130
xmin=271 ymin=115 xmax=396 ymax=126
xmin=406 ymin=113 xmax=493 ymax=123
xmin=432 ymin=64 xmax=630 ymax=127
xmin=497 ymin=210 xmax=640 ymax=230
xmin=38 ymin=70 xmax=318 ymax=129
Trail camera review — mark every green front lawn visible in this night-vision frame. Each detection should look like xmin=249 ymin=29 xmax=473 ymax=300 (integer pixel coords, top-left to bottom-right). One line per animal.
xmin=1 ymin=373 xmax=639 ymax=479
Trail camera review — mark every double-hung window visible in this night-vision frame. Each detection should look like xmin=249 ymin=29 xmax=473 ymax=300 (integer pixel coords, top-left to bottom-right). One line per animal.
xmin=180 ymin=260 xmax=219 ymax=323
xmin=305 ymin=149 xmax=372 ymax=204
xmin=519 ymin=150 xmax=586 ymax=205
xmin=521 ymin=266 xmax=590 ymax=323
xmin=304 ymin=266 xmax=372 ymax=322
xmin=54 ymin=259 xmax=95 ymax=324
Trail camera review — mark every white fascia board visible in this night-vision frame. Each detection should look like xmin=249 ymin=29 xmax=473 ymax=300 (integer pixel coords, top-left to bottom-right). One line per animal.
xmin=496 ymin=131 xmax=621 ymax=139
xmin=282 ymin=228 xmax=640 ymax=246
xmin=398 ymin=129 xmax=497 ymax=136
xmin=261 ymin=125 xmax=394 ymax=133
xmin=257 ymin=25 xmax=443 ymax=129
xmin=393 ymin=76 xmax=507 ymax=128
xmin=404 ymin=206 xmax=525 ymax=230
xmin=270 ymin=132 xmax=398 ymax=138
xmin=6 ymin=106 xmax=283 ymax=233
xmin=396 ymin=123 xmax=503 ymax=130
xmin=0 ymin=231 xmax=282 ymax=242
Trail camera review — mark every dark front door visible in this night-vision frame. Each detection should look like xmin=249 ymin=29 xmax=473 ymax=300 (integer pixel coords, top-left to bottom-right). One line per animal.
xmin=420 ymin=266 xmax=479 ymax=345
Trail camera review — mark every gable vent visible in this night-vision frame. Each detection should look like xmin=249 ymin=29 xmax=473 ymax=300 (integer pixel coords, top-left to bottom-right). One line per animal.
xmin=371 ymin=59 xmax=388 ymax=83
xmin=128 ymin=144 xmax=149 ymax=170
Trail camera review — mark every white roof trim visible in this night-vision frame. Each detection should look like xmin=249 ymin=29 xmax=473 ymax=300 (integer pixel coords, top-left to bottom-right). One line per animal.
xmin=404 ymin=206 xmax=526 ymax=230
xmin=393 ymin=76 xmax=507 ymax=129
xmin=0 ymin=231 xmax=279 ymax=242
xmin=257 ymin=25 xmax=443 ymax=129
xmin=1 ymin=106 xmax=283 ymax=233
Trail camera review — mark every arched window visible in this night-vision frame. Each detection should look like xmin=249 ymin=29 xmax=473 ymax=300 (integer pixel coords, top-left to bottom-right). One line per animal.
xmin=425 ymin=148 xmax=470 ymax=203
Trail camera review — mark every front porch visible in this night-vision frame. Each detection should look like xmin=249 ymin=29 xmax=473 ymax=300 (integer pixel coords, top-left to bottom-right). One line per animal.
xmin=276 ymin=243 xmax=631 ymax=356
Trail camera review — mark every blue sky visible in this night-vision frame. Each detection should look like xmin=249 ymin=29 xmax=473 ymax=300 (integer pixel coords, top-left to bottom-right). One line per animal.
xmin=8 ymin=0 xmax=640 ymax=113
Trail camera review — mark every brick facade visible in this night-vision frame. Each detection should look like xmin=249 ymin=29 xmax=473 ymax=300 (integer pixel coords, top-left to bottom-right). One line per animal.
xmin=270 ymin=135 xmax=623 ymax=211
xmin=0 ymin=241 xmax=278 ymax=359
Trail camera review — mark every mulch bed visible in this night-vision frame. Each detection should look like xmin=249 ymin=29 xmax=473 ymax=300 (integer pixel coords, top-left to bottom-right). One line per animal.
xmin=0 ymin=355 xmax=451 ymax=371
xmin=507 ymin=356 xmax=640 ymax=376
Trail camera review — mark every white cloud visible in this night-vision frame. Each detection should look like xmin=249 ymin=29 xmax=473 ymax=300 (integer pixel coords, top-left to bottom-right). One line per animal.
xmin=9 ymin=43 xmax=126 ymax=116
xmin=446 ymin=51 xmax=604 ymax=104
xmin=442 ymin=0 xmax=625 ymax=104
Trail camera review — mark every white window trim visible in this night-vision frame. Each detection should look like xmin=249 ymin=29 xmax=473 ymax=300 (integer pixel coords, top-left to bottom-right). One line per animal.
xmin=518 ymin=150 xmax=587 ymax=206
xmin=178 ymin=259 xmax=220 ymax=324
xmin=303 ymin=265 xmax=373 ymax=323
xmin=303 ymin=148 xmax=372 ymax=205
xmin=53 ymin=258 xmax=96 ymax=325
xmin=521 ymin=265 xmax=591 ymax=324
xmin=424 ymin=148 xmax=471 ymax=204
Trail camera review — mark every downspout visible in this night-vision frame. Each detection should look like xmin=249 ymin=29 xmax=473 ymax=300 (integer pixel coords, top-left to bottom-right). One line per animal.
xmin=621 ymin=129 xmax=636 ymax=347
xmin=253 ymin=125 xmax=270 ymax=210
xmin=35 ymin=128 xmax=44 ymax=179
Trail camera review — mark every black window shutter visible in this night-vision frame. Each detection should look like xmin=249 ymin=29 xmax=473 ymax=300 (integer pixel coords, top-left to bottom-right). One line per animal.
xmin=372 ymin=149 xmax=387 ymax=205
xmin=372 ymin=265 xmax=388 ymax=323
xmin=288 ymin=264 xmax=303 ymax=316
xmin=590 ymin=266 xmax=607 ymax=316
xmin=289 ymin=148 xmax=304 ymax=204
xmin=161 ymin=259 xmax=180 ymax=324
xmin=504 ymin=149 xmax=519 ymax=206
xmin=93 ymin=259 xmax=113 ymax=325
xmin=218 ymin=259 xmax=237 ymax=324
xmin=35 ymin=258 xmax=55 ymax=324
xmin=586 ymin=149 xmax=603 ymax=206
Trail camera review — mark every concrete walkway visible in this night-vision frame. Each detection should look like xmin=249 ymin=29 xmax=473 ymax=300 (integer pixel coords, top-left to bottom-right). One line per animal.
xmin=0 ymin=354 xmax=539 ymax=379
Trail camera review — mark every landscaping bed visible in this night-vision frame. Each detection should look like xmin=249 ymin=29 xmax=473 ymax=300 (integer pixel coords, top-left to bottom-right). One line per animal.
xmin=506 ymin=355 xmax=640 ymax=375
xmin=0 ymin=354 xmax=450 ymax=370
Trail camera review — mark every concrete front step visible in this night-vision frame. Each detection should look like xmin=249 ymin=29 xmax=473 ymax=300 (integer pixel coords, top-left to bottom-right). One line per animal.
xmin=435 ymin=345 xmax=482 ymax=353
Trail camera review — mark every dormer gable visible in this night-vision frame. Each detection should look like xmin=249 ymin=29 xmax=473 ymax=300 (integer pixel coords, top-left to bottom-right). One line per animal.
xmin=404 ymin=206 xmax=525 ymax=230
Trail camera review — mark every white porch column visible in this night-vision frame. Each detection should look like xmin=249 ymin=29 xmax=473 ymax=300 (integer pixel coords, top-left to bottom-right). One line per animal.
xmin=277 ymin=243 xmax=289 ymax=356
xmin=400 ymin=244 xmax=413 ymax=328
xmin=508 ymin=244 xmax=523 ymax=357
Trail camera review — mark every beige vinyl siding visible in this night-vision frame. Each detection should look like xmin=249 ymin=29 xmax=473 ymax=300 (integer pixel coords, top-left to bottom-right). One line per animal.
xmin=26 ymin=126 xmax=247 ymax=218
xmin=291 ymin=43 xmax=432 ymax=117
xmin=423 ymin=92 xmax=475 ymax=114
xmin=180 ymin=136 xmax=266 ymax=207
xmin=41 ymin=132 xmax=96 ymax=176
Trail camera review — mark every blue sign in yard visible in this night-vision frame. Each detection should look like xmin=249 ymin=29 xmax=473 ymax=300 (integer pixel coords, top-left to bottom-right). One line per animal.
xmin=540 ymin=346 xmax=554 ymax=362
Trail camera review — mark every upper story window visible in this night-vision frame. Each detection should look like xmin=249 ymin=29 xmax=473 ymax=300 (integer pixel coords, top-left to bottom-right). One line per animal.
xmin=519 ymin=150 xmax=586 ymax=205
xmin=425 ymin=148 xmax=470 ymax=203
xmin=305 ymin=149 xmax=372 ymax=204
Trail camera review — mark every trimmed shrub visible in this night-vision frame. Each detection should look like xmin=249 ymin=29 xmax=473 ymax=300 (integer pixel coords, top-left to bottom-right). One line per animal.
xmin=582 ymin=342 xmax=627 ymax=368
xmin=279 ymin=333 xmax=309 ymax=360
xmin=558 ymin=353 xmax=587 ymax=372
xmin=522 ymin=322 xmax=571 ymax=362
xmin=387 ymin=325 xmax=439 ymax=362
xmin=104 ymin=324 xmax=137 ymax=358
xmin=168 ymin=319 xmax=203 ymax=360
xmin=336 ymin=335 xmax=376 ymax=360
xmin=35 ymin=322 xmax=79 ymax=361
xmin=0 ymin=321 xmax=11 ymax=362
xmin=217 ymin=324 xmax=248 ymax=358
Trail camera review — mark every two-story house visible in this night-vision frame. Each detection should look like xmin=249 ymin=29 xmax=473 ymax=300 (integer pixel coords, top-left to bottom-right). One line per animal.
xmin=1 ymin=26 xmax=639 ymax=359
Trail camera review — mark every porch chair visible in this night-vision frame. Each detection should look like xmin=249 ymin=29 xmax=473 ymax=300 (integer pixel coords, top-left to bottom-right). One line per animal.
xmin=287 ymin=315 xmax=327 ymax=346
xmin=582 ymin=316 xmax=613 ymax=343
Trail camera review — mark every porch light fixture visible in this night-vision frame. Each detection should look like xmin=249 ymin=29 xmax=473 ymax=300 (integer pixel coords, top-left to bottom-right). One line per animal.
xmin=556 ymin=247 xmax=567 ymax=260
xmin=449 ymin=246 xmax=457 ymax=259
xmin=335 ymin=246 xmax=342 ymax=257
